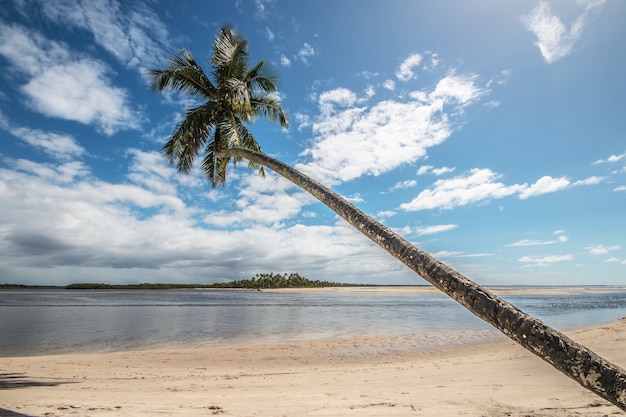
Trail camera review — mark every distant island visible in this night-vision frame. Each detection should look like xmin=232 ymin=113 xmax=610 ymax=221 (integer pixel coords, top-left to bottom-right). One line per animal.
xmin=4 ymin=273 xmax=362 ymax=290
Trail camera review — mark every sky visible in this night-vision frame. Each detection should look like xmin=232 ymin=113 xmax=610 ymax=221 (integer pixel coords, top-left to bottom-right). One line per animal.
xmin=0 ymin=0 xmax=624 ymax=286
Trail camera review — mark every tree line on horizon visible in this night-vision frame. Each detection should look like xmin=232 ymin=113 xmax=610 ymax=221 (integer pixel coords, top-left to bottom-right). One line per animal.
xmin=59 ymin=273 xmax=357 ymax=290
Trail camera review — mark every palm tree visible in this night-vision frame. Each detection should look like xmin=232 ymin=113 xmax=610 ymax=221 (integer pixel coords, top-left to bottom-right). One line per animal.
xmin=148 ymin=27 xmax=626 ymax=411
xmin=148 ymin=26 xmax=289 ymax=187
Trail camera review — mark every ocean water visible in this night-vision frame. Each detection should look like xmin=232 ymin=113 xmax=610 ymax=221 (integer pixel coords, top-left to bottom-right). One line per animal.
xmin=0 ymin=288 xmax=625 ymax=357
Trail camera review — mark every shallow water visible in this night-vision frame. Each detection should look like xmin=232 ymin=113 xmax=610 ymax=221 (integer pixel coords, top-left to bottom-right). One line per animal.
xmin=1 ymin=288 xmax=624 ymax=356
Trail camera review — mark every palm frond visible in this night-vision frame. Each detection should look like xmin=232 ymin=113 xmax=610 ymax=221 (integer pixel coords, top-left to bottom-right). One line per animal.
xmin=212 ymin=27 xmax=249 ymax=86
xmin=163 ymin=103 xmax=216 ymax=174
xmin=250 ymin=94 xmax=290 ymax=128
xmin=201 ymin=136 xmax=228 ymax=187
xmin=148 ymin=50 xmax=216 ymax=99
xmin=246 ymin=60 xmax=279 ymax=94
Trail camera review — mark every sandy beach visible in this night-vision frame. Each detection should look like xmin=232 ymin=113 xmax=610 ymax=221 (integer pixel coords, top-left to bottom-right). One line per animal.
xmin=2 ymin=310 xmax=625 ymax=417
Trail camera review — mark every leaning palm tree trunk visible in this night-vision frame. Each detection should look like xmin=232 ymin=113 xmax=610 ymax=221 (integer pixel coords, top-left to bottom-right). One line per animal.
xmin=221 ymin=147 xmax=626 ymax=411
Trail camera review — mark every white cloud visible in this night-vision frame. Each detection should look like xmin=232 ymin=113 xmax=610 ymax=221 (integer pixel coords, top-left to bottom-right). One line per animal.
xmin=593 ymin=152 xmax=626 ymax=164
xmin=586 ymin=245 xmax=621 ymax=255
xmin=614 ymin=186 xmax=626 ymax=192
xmin=388 ymin=179 xmax=417 ymax=192
xmin=0 ymin=114 xmax=85 ymax=160
xmin=418 ymin=165 xmax=455 ymax=176
xmin=29 ymin=0 xmax=172 ymax=71
xmin=18 ymin=129 xmax=85 ymax=160
xmin=396 ymin=53 xmax=422 ymax=82
xmin=401 ymin=169 xmax=525 ymax=211
xmin=376 ymin=210 xmax=396 ymax=219
xmin=294 ymin=112 xmax=311 ymax=131
xmin=522 ymin=1 xmax=605 ymax=63
xmin=433 ymin=167 xmax=455 ymax=176
xmin=126 ymin=149 xmax=199 ymax=196
xmin=9 ymin=159 xmax=90 ymax=184
xmin=518 ymin=254 xmax=573 ymax=266
xmin=203 ymin=172 xmax=313 ymax=227
xmin=358 ymin=71 xmax=378 ymax=79
xmin=318 ymin=88 xmax=358 ymax=115
xmin=23 ymin=60 xmax=140 ymax=135
xmin=415 ymin=224 xmax=457 ymax=236
xmin=429 ymin=74 xmax=486 ymax=107
xmin=297 ymin=43 xmax=316 ymax=64
xmin=506 ymin=235 xmax=568 ymax=247
xmin=417 ymin=165 xmax=434 ymax=175
xmin=265 ymin=27 xmax=275 ymax=41
xmin=572 ymin=176 xmax=603 ymax=186
xmin=280 ymin=54 xmax=291 ymax=67
xmin=432 ymin=250 xmax=463 ymax=258
xmin=383 ymin=79 xmax=396 ymax=91
xmin=297 ymin=69 xmax=488 ymax=186
xmin=0 ymin=23 xmax=140 ymax=135
xmin=518 ymin=176 xmax=570 ymax=199
xmin=402 ymin=168 xmax=601 ymax=211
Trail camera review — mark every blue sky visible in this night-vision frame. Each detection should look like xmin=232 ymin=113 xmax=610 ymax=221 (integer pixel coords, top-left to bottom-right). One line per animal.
xmin=0 ymin=0 xmax=624 ymax=286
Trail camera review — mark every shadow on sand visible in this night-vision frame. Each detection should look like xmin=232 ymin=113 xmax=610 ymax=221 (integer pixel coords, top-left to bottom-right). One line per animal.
xmin=0 ymin=372 xmax=72 ymax=390
xmin=0 ymin=408 xmax=38 ymax=417
xmin=0 ymin=372 xmax=77 ymax=417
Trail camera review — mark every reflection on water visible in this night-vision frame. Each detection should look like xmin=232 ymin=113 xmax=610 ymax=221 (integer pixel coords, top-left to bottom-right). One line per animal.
xmin=0 ymin=289 xmax=624 ymax=356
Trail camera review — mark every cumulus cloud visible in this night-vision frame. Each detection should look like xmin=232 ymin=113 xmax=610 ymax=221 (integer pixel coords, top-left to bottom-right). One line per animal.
xmin=22 ymin=61 xmax=140 ymax=135
xmin=522 ymin=1 xmax=605 ymax=63
xmin=400 ymin=169 xmax=525 ymax=211
xmin=396 ymin=53 xmax=423 ymax=82
xmin=401 ymin=168 xmax=601 ymax=211
xmin=0 ymin=23 xmax=140 ymax=134
xmin=518 ymin=176 xmax=570 ymax=199
xmin=297 ymin=70 xmax=489 ymax=186
xmin=318 ymin=88 xmax=358 ymax=115
xmin=203 ymin=172 xmax=315 ymax=227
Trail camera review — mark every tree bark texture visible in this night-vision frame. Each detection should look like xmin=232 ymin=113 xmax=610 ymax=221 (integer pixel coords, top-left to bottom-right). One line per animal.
xmin=221 ymin=148 xmax=626 ymax=411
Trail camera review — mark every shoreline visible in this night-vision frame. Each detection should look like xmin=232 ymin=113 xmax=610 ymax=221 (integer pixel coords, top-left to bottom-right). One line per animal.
xmin=262 ymin=285 xmax=626 ymax=295
xmin=2 ymin=317 xmax=625 ymax=416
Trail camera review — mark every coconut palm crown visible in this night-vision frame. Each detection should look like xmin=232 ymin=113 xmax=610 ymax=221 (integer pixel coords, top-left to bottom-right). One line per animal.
xmin=147 ymin=26 xmax=289 ymax=187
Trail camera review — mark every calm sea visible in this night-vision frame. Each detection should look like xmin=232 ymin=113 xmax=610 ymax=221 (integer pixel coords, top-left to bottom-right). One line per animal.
xmin=1 ymin=288 xmax=625 ymax=357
